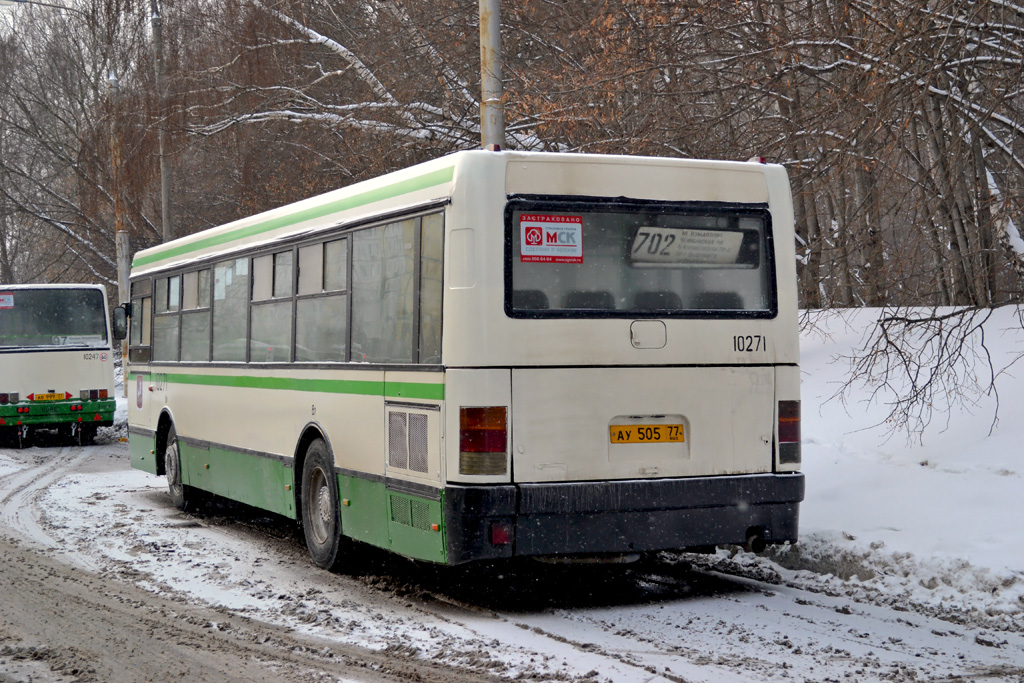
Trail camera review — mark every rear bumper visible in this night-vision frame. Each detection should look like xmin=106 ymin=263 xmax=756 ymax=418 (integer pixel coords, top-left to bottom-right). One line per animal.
xmin=444 ymin=473 xmax=804 ymax=564
xmin=0 ymin=400 xmax=115 ymax=428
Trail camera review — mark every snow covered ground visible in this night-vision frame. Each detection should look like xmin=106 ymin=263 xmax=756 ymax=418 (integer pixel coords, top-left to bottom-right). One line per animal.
xmin=781 ymin=307 xmax=1024 ymax=629
xmin=2 ymin=307 xmax=1022 ymax=682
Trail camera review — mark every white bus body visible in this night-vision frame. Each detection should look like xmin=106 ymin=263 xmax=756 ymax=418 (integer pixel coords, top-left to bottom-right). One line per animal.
xmin=127 ymin=151 xmax=803 ymax=566
xmin=0 ymin=284 xmax=117 ymax=446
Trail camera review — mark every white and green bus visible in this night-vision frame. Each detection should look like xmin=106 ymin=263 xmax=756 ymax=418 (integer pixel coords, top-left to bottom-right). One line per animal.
xmin=0 ymin=284 xmax=118 ymax=446
xmin=126 ymin=151 xmax=803 ymax=568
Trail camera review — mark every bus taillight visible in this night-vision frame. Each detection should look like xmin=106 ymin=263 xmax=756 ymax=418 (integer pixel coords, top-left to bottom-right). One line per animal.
xmin=778 ymin=400 xmax=801 ymax=465
xmin=490 ymin=521 xmax=512 ymax=545
xmin=459 ymin=407 xmax=508 ymax=475
xmin=80 ymin=389 xmax=108 ymax=401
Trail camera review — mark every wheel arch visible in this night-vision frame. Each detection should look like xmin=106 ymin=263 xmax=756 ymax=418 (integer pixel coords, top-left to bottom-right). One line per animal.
xmin=292 ymin=422 xmax=333 ymax=518
xmin=154 ymin=408 xmax=176 ymax=477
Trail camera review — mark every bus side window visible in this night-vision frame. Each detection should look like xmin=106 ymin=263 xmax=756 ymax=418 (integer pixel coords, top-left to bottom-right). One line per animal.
xmin=181 ymin=269 xmax=212 ymax=362
xmin=296 ymin=238 xmax=348 ymax=362
xmin=129 ymin=279 xmax=152 ymax=363
xmin=418 ymin=212 xmax=443 ymax=363
xmin=250 ymin=251 xmax=293 ymax=362
xmin=351 ymin=219 xmax=417 ymax=363
xmin=213 ymin=258 xmax=249 ymax=362
xmin=152 ymin=276 xmax=180 ymax=362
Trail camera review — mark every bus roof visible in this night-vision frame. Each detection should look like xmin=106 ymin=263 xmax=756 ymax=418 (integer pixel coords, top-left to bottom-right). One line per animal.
xmin=132 ymin=153 xmax=461 ymax=275
xmin=131 ymin=150 xmax=783 ymax=276
xmin=0 ymin=283 xmax=108 ymax=292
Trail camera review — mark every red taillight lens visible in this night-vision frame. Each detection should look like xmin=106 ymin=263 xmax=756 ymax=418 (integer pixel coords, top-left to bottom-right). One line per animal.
xmin=0 ymin=393 xmax=7 ymax=404
xmin=490 ymin=521 xmax=512 ymax=545
xmin=460 ymin=407 xmax=507 ymax=452
xmin=778 ymin=400 xmax=800 ymax=443
xmin=460 ymin=407 xmax=508 ymax=475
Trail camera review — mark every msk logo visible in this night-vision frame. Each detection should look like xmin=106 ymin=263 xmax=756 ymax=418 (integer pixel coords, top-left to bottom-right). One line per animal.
xmin=525 ymin=227 xmax=543 ymax=246
xmin=545 ymin=230 xmax=578 ymax=246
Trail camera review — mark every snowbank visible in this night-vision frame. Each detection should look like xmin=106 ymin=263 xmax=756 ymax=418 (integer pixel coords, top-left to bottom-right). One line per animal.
xmin=758 ymin=307 xmax=1024 ymax=629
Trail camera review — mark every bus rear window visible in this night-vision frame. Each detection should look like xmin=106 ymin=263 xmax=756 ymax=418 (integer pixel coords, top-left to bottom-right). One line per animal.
xmin=0 ymin=288 xmax=108 ymax=348
xmin=507 ymin=200 xmax=775 ymax=318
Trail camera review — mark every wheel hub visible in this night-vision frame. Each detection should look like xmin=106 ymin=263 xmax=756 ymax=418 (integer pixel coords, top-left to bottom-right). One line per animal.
xmin=317 ymin=485 xmax=331 ymax=524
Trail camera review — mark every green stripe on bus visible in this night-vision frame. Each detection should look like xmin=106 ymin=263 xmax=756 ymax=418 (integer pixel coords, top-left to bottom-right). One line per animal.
xmin=132 ymin=165 xmax=455 ymax=268
xmin=383 ymin=380 xmax=445 ymax=401
xmin=148 ymin=372 xmax=444 ymax=399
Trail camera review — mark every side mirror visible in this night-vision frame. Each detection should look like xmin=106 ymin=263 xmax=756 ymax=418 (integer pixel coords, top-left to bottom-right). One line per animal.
xmin=112 ymin=304 xmax=128 ymax=341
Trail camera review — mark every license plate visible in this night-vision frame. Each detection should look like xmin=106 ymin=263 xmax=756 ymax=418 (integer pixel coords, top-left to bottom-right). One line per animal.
xmin=33 ymin=392 xmax=64 ymax=401
xmin=609 ymin=424 xmax=685 ymax=444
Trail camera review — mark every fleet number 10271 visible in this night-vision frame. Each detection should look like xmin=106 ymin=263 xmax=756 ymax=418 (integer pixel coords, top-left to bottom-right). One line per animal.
xmin=733 ymin=335 xmax=767 ymax=352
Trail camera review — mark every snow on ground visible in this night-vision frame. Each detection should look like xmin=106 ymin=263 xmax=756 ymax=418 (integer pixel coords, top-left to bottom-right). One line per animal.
xmin=763 ymin=307 xmax=1024 ymax=629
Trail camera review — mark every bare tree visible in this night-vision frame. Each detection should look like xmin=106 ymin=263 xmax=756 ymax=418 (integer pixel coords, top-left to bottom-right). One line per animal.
xmin=0 ymin=0 xmax=159 ymax=285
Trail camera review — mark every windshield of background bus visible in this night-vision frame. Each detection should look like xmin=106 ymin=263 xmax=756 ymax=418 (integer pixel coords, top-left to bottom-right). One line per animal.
xmin=0 ymin=289 xmax=108 ymax=348
xmin=511 ymin=208 xmax=772 ymax=315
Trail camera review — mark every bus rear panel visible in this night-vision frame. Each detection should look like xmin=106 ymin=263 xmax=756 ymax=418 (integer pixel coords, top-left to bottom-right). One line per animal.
xmin=437 ymin=153 xmax=802 ymax=563
xmin=0 ymin=285 xmax=117 ymax=445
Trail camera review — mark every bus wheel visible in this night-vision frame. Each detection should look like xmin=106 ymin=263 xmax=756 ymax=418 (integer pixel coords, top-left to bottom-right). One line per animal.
xmin=165 ymin=425 xmax=189 ymax=510
xmin=300 ymin=439 xmax=344 ymax=570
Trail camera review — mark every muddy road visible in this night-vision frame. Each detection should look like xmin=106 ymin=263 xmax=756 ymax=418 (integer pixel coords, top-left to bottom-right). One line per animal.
xmin=0 ymin=437 xmax=502 ymax=683
xmin=1 ymin=435 xmax=1022 ymax=683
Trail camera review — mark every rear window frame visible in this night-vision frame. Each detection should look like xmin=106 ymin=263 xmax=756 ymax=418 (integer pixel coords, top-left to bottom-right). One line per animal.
xmin=503 ymin=195 xmax=779 ymax=320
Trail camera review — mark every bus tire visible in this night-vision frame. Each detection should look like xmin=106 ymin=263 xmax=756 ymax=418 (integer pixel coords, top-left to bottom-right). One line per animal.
xmin=300 ymin=439 xmax=345 ymax=570
xmin=165 ymin=424 xmax=189 ymax=511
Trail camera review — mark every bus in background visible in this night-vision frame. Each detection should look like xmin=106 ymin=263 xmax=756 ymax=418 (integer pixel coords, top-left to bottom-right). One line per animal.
xmin=125 ymin=150 xmax=803 ymax=569
xmin=0 ymin=284 xmax=118 ymax=447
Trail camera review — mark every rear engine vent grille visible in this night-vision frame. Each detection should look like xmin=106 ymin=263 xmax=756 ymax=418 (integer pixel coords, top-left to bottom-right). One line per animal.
xmin=389 ymin=495 xmax=431 ymax=531
xmin=388 ymin=410 xmax=429 ymax=473
xmin=408 ymin=414 xmax=428 ymax=473
xmin=388 ymin=412 xmax=409 ymax=468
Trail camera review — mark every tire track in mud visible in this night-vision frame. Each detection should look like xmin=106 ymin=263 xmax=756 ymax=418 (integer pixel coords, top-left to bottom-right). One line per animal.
xmin=0 ymin=446 xmax=92 ymax=553
xmin=0 ymin=533 xmax=510 ymax=683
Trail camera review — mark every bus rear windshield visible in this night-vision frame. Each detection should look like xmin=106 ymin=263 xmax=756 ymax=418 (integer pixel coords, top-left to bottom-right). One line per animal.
xmin=506 ymin=200 xmax=776 ymax=318
xmin=0 ymin=289 xmax=108 ymax=348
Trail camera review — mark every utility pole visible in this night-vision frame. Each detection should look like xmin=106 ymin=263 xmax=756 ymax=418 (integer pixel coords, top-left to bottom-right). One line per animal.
xmin=478 ymin=0 xmax=505 ymax=151
xmin=108 ymin=71 xmax=130 ymax=394
xmin=150 ymin=0 xmax=173 ymax=242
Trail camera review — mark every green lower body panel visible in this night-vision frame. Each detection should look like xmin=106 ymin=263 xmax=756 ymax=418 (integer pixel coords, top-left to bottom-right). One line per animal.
xmin=338 ymin=474 xmax=446 ymax=563
xmin=385 ymin=490 xmax=446 ymax=563
xmin=338 ymin=475 xmax=388 ymax=547
xmin=179 ymin=440 xmax=296 ymax=519
xmin=130 ymin=431 xmax=158 ymax=474
xmin=0 ymin=400 xmax=115 ymax=429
